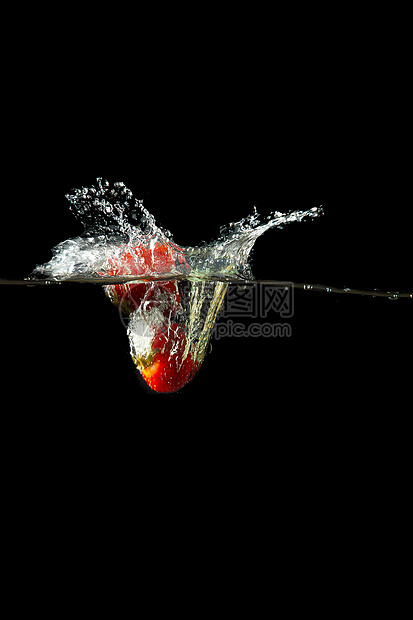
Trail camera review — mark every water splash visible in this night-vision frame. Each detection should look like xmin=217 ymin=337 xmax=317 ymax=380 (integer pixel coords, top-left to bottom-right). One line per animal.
xmin=33 ymin=179 xmax=322 ymax=283
xmin=28 ymin=179 xmax=325 ymax=392
xmin=1 ymin=178 xmax=409 ymax=390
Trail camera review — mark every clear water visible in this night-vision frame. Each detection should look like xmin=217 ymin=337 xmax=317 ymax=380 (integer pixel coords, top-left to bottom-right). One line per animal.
xmin=0 ymin=178 xmax=411 ymax=391
xmin=30 ymin=178 xmax=323 ymax=283
xmin=27 ymin=179 xmax=324 ymax=391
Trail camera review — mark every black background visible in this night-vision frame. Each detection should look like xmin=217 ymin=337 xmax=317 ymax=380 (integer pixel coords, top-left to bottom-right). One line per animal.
xmin=0 ymin=141 xmax=411 ymax=577
xmin=1 ymin=168 xmax=410 ymax=423
xmin=1 ymin=90 xmax=411 ymax=610
xmin=1 ymin=8 xmax=411 ymax=604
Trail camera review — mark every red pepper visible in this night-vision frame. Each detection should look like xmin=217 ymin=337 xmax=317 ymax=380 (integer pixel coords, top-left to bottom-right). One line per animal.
xmin=105 ymin=242 xmax=198 ymax=393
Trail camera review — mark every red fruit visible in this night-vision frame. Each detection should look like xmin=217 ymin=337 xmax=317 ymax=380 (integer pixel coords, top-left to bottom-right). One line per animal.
xmin=106 ymin=241 xmax=189 ymax=278
xmin=134 ymin=323 xmax=199 ymax=393
xmin=104 ymin=241 xmax=197 ymax=393
xmin=104 ymin=242 xmax=182 ymax=315
xmin=107 ymin=280 xmax=180 ymax=316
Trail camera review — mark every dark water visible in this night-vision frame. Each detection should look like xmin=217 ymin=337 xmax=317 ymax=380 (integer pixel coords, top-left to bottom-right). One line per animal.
xmin=0 ymin=180 xmax=411 ymax=407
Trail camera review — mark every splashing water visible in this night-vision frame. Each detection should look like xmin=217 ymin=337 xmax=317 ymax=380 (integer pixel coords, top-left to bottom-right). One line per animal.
xmin=32 ymin=178 xmax=322 ymax=283
xmin=1 ymin=178 xmax=409 ymax=391
xmin=27 ymin=179 xmax=325 ymax=392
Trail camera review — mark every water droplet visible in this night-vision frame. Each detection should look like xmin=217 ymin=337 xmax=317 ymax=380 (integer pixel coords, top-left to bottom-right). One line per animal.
xmin=388 ymin=293 xmax=399 ymax=300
